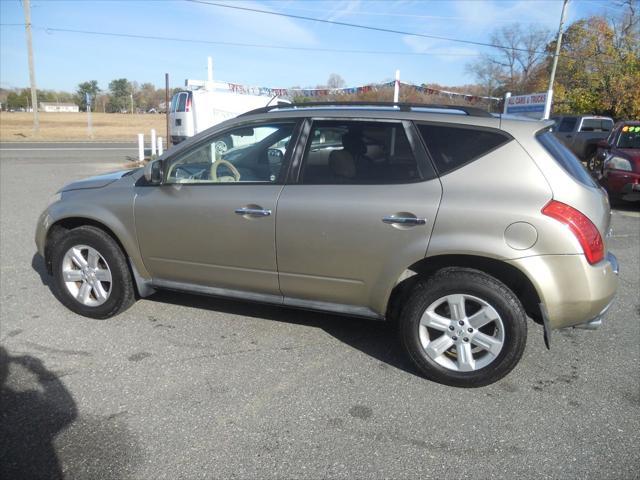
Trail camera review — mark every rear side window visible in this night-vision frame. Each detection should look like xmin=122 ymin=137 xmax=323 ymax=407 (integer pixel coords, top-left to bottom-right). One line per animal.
xmin=417 ymin=124 xmax=511 ymax=175
xmin=579 ymin=118 xmax=613 ymax=132
xmin=537 ymin=131 xmax=596 ymax=187
xmin=301 ymin=121 xmax=422 ymax=185
xmin=558 ymin=117 xmax=577 ymax=132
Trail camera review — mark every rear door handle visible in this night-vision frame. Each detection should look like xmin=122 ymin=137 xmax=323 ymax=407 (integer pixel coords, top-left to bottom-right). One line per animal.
xmin=382 ymin=216 xmax=426 ymax=226
xmin=235 ymin=207 xmax=271 ymax=217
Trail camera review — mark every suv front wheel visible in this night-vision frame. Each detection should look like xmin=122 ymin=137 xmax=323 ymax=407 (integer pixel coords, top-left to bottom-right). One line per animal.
xmin=400 ymin=268 xmax=527 ymax=387
xmin=50 ymin=226 xmax=136 ymax=319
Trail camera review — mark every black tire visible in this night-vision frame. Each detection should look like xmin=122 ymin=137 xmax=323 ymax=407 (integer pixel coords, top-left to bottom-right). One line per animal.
xmin=587 ymin=153 xmax=602 ymax=178
xmin=399 ymin=268 xmax=527 ymax=387
xmin=50 ymin=225 xmax=135 ymax=319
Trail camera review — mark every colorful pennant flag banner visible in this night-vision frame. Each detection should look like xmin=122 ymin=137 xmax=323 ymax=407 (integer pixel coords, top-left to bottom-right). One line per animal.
xmin=221 ymin=80 xmax=500 ymax=103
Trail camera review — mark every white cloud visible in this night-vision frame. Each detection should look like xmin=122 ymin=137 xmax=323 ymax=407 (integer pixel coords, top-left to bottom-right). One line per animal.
xmin=402 ymin=36 xmax=479 ymax=62
xmin=450 ymin=0 xmax=567 ymax=31
xmin=187 ymin=0 xmax=318 ymax=46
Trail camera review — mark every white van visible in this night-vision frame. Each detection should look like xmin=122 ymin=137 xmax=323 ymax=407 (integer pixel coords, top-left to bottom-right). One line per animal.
xmin=169 ymin=88 xmax=288 ymax=150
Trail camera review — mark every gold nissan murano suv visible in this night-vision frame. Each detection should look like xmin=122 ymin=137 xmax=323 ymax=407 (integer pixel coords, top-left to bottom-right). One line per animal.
xmin=35 ymin=103 xmax=619 ymax=387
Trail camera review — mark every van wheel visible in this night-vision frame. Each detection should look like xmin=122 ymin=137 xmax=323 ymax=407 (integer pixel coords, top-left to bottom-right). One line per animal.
xmin=399 ymin=268 xmax=527 ymax=387
xmin=50 ymin=226 xmax=135 ymax=319
xmin=215 ymin=136 xmax=233 ymax=154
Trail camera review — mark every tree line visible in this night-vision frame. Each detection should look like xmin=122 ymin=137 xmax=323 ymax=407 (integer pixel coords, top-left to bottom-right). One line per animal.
xmin=466 ymin=1 xmax=638 ymax=118
xmin=0 ymin=79 xmax=178 ymax=113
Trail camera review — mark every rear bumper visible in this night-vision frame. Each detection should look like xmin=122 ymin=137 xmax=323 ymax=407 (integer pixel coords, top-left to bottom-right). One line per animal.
xmin=508 ymin=252 xmax=619 ymax=330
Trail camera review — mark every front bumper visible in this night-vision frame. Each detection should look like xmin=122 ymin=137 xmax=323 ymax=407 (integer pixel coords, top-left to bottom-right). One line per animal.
xmin=508 ymin=252 xmax=619 ymax=330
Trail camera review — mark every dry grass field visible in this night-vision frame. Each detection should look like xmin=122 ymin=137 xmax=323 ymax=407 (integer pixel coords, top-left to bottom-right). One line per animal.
xmin=0 ymin=112 xmax=167 ymax=142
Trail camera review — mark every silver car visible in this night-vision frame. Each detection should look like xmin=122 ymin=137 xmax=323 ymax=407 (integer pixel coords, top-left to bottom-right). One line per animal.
xmin=35 ymin=102 xmax=619 ymax=387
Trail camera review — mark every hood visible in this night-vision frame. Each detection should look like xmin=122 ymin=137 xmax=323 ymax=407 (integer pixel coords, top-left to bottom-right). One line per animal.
xmin=60 ymin=169 xmax=137 ymax=192
xmin=612 ymin=148 xmax=640 ymax=162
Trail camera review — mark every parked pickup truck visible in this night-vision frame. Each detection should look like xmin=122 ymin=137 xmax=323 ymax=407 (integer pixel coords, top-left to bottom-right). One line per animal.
xmin=551 ymin=115 xmax=614 ymax=163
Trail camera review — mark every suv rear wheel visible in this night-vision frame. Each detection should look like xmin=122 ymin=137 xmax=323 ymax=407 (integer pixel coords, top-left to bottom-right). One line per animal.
xmin=400 ymin=268 xmax=527 ymax=387
xmin=50 ymin=226 xmax=135 ymax=319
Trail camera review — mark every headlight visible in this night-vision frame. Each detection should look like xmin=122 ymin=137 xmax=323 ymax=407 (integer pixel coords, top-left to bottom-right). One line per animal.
xmin=47 ymin=192 xmax=62 ymax=207
xmin=605 ymin=155 xmax=632 ymax=172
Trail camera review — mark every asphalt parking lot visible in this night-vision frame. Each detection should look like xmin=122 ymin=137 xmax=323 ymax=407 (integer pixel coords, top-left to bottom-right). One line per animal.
xmin=1 ymin=142 xmax=639 ymax=479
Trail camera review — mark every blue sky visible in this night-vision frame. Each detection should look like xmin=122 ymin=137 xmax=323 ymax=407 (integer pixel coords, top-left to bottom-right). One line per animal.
xmin=0 ymin=0 xmax=623 ymax=92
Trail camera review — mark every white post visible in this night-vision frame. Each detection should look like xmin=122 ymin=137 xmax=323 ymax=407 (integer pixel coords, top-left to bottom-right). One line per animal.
xmin=393 ymin=69 xmax=400 ymax=104
xmin=151 ymin=129 xmax=157 ymax=156
xmin=207 ymin=56 xmax=214 ymax=90
xmin=138 ymin=133 xmax=144 ymax=162
xmin=503 ymin=92 xmax=511 ymax=115
xmin=158 ymin=137 xmax=164 ymax=156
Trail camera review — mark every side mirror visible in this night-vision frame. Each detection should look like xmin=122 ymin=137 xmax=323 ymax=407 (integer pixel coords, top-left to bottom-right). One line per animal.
xmin=597 ymin=139 xmax=610 ymax=149
xmin=144 ymin=159 xmax=164 ymax=184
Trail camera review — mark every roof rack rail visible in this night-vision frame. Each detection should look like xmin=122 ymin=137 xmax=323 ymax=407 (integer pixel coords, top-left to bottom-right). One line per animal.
xmin=239 ymin=101 xmax=494 ymax=118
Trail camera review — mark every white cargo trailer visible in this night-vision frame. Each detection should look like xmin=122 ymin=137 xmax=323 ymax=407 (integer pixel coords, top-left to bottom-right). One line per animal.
xmin=169 ymin=86 xmax=287 ymax=150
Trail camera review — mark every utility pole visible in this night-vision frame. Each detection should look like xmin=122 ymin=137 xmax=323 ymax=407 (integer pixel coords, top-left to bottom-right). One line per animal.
xmin=165 ymin=73 xmax=170 ymax=146
xmin=22 ymin=0 xmax=39 ymax=132
xmin=130 ymin=92 xmax=134 ymax=114
xmin=543 ymin=0 xmax=569 ymax=119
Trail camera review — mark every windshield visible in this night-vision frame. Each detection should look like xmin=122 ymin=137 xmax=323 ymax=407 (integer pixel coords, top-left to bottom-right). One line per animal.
xmin=616 ymin=125 xmax=640 ymax=149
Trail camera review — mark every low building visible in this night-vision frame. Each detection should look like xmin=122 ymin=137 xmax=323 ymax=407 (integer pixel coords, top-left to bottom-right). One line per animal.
xmin=40 ymin=102 xmax=79 ymax=113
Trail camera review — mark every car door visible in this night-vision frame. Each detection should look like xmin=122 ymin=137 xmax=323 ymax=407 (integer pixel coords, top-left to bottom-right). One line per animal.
xmin=275 ymin=119 xmax=442 ymax=317
xmin=135 ymin=120 xmax=300 ymax=299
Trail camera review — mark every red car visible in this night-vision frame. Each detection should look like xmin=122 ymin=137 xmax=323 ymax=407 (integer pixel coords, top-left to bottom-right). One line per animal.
xmin=594 ymin=121 xmax=640 ymax=203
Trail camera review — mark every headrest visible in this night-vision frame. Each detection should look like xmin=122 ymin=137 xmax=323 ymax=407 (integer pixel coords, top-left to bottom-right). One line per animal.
xmin=329 ymin=150 xmax=356 ymax=178
xmin=342 ymin=132 xmax=367 ymax=155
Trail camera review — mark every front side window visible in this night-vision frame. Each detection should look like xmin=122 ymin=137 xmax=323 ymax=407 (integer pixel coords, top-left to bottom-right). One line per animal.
xmin=176 ymin=92 xmax=188 ymax=112
xmin=301 ymin=121 xmax=422 ymax=184
xmin=165 ymin=122 xmax=295 ymax=184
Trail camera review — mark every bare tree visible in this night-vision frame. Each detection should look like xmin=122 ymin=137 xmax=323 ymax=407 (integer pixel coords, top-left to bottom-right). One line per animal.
xmin=327 ymin=73 xmax=346 ymax=89
xmin=468 ymin=24 xmax=551 ymax=94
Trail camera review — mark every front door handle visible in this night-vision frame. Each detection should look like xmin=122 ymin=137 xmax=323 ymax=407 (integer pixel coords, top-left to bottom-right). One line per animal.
xmin=382 ymin=215 xmax=426 ymax=226
xmin=235 ymin=207 xmax=272 ymax=217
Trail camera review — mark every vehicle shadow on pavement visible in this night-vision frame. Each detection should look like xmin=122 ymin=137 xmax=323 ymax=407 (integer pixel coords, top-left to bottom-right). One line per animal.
xmin=0 ymin=346 xmax=77 ymax=479
xmin=31 ymin=252 xmax=419 ymax=376
xmin=149 ymin=290 xmax=422 ymax=377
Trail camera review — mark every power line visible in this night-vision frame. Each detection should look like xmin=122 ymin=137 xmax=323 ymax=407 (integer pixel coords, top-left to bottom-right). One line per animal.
xmin=0 ymin=22 xmax=628 ymax=67
xmin=273 ymin=4 xmax=546 ymax=24
xmin=186 ymin=0 xmax=553 ymax=55
xmin=5 ymin=24 xmax=483 ymax=57
xmin=185 ymin=0 xmax=628 ymax=66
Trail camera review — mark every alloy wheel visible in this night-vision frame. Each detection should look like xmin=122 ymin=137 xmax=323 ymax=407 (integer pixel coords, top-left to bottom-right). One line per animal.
xmin=418 ymin=294 xmax=505 ymax=372
xmin=61 ymin=245 xmax=112 ymax=307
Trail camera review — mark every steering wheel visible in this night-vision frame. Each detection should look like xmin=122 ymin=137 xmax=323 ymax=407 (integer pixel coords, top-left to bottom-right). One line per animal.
xmin=210 ymin=159 xmax=241 ymax=182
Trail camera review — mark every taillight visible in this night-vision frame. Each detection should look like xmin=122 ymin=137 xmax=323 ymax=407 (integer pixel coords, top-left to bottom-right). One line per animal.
xmin=185 ymin=95 xmax=191 ymax=112
xmin=542 ymin=200 xmax=604 ymax=264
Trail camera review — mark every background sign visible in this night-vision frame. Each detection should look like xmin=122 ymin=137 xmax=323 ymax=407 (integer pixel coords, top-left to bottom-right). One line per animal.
xmin=505 ymin=92 xmax=547 ymax=119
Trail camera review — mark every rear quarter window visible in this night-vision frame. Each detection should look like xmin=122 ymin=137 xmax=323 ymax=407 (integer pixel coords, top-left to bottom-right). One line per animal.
xmin=417 ymin=123 xmax=511 ymax=175
xmin=537 ymin=131 xmax=597 ymax=188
